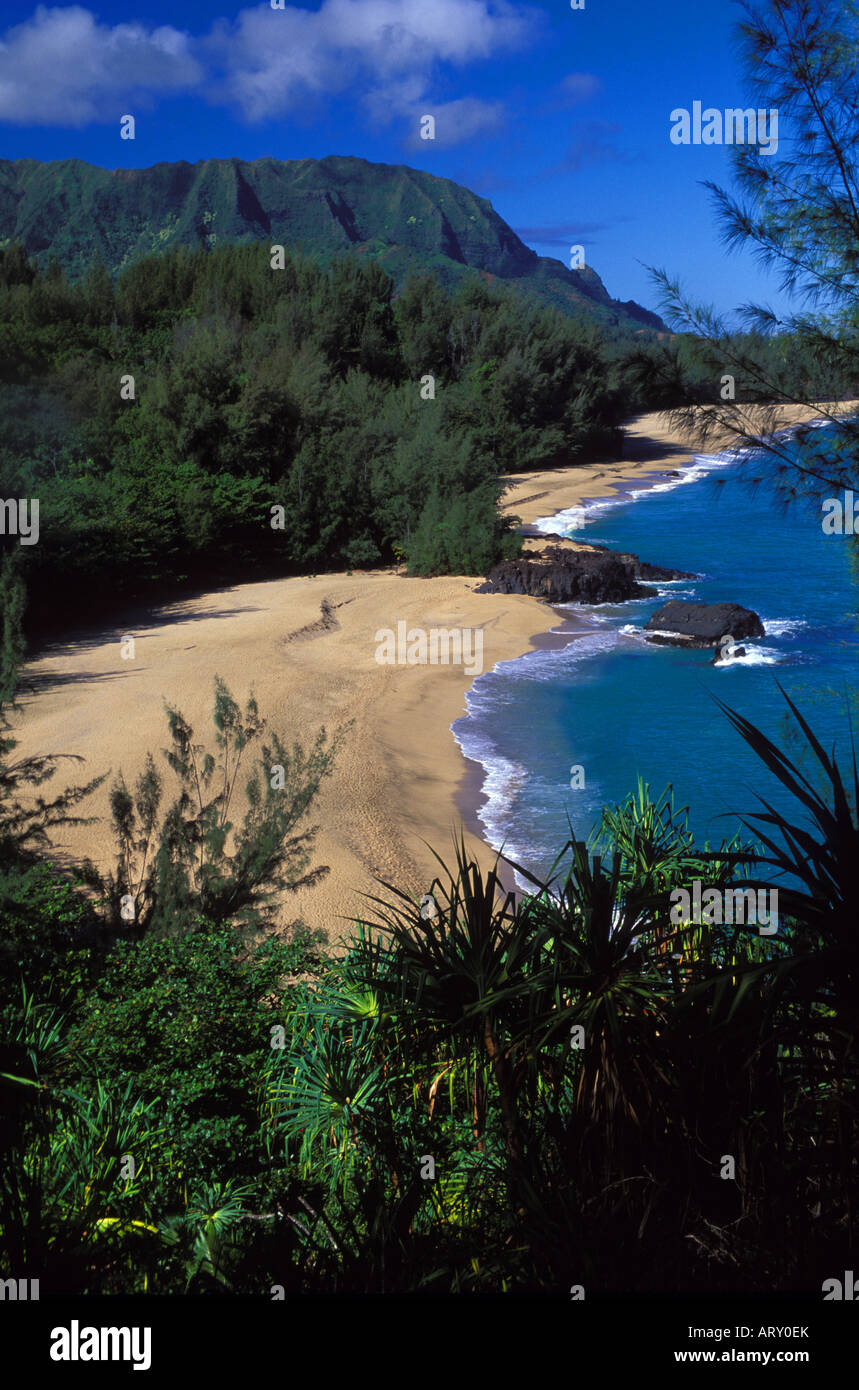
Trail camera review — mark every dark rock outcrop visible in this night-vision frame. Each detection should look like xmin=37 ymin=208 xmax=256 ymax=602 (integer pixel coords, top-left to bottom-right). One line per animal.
xmin=476 ymin=545 xmax=694 ymax=605
xmin=644 ymin=601 xmax=764 ymax=648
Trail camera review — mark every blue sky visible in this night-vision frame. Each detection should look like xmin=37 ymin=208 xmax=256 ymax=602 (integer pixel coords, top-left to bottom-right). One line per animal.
xmin=0 ymin=1 xmax=791 ymax=318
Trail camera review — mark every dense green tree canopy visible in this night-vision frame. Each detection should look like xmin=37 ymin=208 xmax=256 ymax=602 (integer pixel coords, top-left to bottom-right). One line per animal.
xmin=0 ymin=243 xmax=631 ymax=632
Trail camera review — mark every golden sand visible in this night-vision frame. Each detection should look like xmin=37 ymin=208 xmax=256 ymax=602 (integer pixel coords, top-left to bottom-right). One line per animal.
xmin=14 ymin=408 xmax=842 ymax=943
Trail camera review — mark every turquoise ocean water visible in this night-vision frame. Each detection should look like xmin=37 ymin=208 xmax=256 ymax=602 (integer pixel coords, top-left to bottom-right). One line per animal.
xmin=452 ymin=430 xmax=859 ymax=884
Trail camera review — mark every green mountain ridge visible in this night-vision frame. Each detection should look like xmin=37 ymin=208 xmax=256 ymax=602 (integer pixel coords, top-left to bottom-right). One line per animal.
xmin=0 ymin=154 xmax=665 ymax=333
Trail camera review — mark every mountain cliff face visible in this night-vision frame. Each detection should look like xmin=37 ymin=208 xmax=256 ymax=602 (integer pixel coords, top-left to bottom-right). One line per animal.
xmin=0 ymin=154 xmax=664 ymax=332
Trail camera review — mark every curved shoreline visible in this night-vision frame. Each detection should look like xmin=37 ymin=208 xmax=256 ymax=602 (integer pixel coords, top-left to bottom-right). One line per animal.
xmin=14 ymin=414 xmax=692 ymax=942
xmin=16 ymin=409 xmax=851 ymax=941
xmin=452 ymin=404 xmax=857 ymax=891
xmin=452 ymin=412 xmax=715 ymax=892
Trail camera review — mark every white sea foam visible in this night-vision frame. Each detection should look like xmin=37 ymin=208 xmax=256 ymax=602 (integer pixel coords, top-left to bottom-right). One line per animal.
xmin=561 ymin=606 xmax=617 ymax=624
xmin=626 ymin=451 xmax=738 ymax=502
xmin=454 ymin=745 xmax=598 ymax=891
xmin=530 ymin=446 xmax=743 ymax=537
xmin=534 ymin=418 xmax=854 ymax=539
xmin=451 ymin=629 xmax=617 ymax=879
xmin=554 ymin=630 xmax=617 ymax=664
xmin=617 ymin=623 xmax=789 ymax=668
xmin=714 ymin=643 xmax=782 ymax=667
xmin=532 ymin=505 xmax=587 ymax=534
xmin=760 ymin=617 xmax=807 ymax=638
xmin=654 ymin=584 xmax=698 ymax=599
xmin=449 ymin=731 xmax=531 ymax=864
xmin=475 ymin=629 xmax=618 ymax=684
xmin=472 ymin=753 xmax=530 ymax=841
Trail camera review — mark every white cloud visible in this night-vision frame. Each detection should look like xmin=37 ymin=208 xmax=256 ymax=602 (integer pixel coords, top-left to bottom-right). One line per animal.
xmin=0 ymin=1 xmax=536 ymax=135
xmin=0 ymin=5 xmax=202 ymax=126
xmin=399 ymin=96 xmax=507 ymax=148
xmin=208 ymin=0 xmax=536 ymax=123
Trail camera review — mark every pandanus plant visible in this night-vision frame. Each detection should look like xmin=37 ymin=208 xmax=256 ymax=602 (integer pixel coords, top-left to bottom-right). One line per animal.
xmin=709 ymin=688 xmax=859 ymax=1240
xmin=0 ymin=990 xmax=166 ymax=1290
xmin=712 ymin=687 xmax=859 ymax=1024
xmin=353 ymin=833 xmax=552 ymax=1184
xmin=263 ymin=1009 xmax=387 ymax=1192
xmin=508 ymin=839 xmax=678 ymax=1187
xmin=592 ymin=778 xmax=753 ymax=979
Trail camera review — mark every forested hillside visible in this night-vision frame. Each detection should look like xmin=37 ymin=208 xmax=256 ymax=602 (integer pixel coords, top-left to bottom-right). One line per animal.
xmin=0 ymin=155 xmax=665 ymax=333
xmin=0 ymin=240 xmax=629 ymax=632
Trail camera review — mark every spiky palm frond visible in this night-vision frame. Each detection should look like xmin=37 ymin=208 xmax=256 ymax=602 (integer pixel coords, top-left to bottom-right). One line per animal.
xmin=263 ymin=1012 xmax=387 ymax=1190
xmin=712 ymin=684 xmax=859 ymax=1027
xmin=159 ymin=1180 xmax=253 ymax=1291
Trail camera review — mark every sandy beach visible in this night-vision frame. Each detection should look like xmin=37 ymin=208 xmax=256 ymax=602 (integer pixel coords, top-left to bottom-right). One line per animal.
xmin=13 ymin=407 xmax=843 ymax=944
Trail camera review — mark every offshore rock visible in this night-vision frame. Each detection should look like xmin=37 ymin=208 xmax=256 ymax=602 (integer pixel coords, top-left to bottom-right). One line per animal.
xmin=644 ymin=601 xmax=764 ymax=648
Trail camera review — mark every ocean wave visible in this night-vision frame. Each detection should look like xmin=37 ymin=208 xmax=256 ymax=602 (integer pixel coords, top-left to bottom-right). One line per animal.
xmin=531 ymin=446 xmax=745 ymax=537
xmin=449 ymin=732 xmax=532 ymax=860
xmin=617 ymin=627 xmax=785 ymax=667
xmin=770 ymin=415 xmax=856 ymax=441
xmin=559 ymin=606 xmax=618 ymax=624
xmin=534 ymin=421 xmax=855 ymax=541
xmin=451 ymin=630 xmax=618 ymax=869
xmin=654 ymin=584 xmax=698 ymax=599
xmin=626 ymin=452 xmax=738 ymax=501
xmin=760 ymin=617 xmax=807 ymax=638
xmin=714 ymin=643 xmax=782 ymax=667
xmin=532 ymin=504 xmax=587 ymax=534
xmin=468 ymin=630 xmax=618 ymax=685
xmin=554 ymin=630 xmax=617 ymax=664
